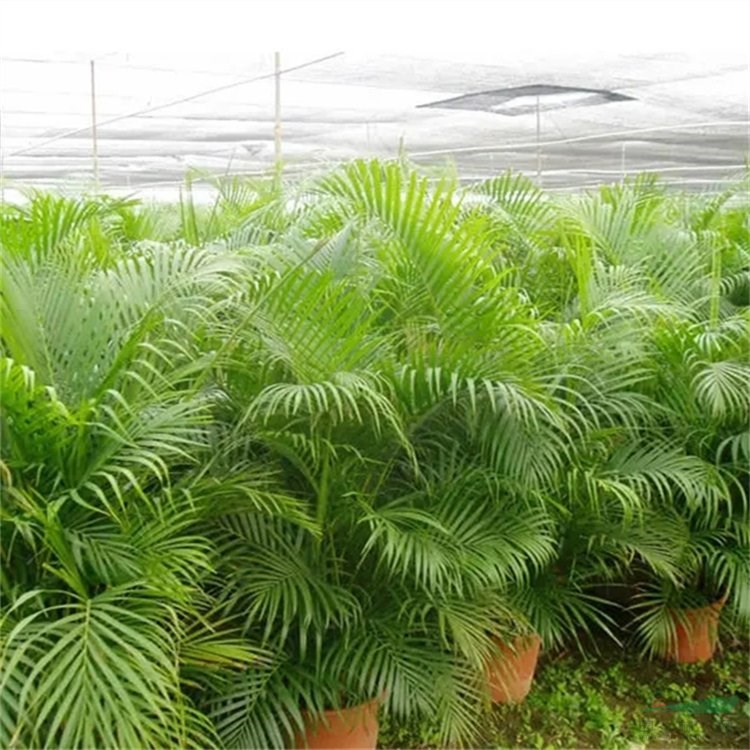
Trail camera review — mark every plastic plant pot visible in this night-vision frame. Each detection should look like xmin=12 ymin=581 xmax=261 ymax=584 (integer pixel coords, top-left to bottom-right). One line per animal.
xmin=295 ymin=698 xmax=379 ymax=750
xmin=668 ymin=599 xmax=723 ymax=664
xmin=486 ymin=633 xmax=542 ymax=704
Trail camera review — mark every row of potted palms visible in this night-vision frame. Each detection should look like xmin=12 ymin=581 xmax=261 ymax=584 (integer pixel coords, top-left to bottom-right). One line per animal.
xmin=1 ymin=164 xmax=747 ymax=749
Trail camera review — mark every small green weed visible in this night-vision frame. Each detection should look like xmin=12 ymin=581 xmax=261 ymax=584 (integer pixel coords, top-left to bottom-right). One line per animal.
xmin=378 ymin=640 xmax=750 ymax=748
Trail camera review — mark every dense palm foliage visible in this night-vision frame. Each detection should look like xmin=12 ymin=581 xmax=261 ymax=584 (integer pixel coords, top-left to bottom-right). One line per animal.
xmin=1 ymin=164 xmax=748 ymax=748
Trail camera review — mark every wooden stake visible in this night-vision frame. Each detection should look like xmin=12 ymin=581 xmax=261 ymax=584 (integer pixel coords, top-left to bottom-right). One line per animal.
xmin=274 ymin=51 xmax=282 ymax=186
xmin=0 ymin=105 xmax=5 ymax=204
xmin=535 ymin=95 xmax=542 ymax=185
xmin=90 ymin=60 xmax=99 ymax=192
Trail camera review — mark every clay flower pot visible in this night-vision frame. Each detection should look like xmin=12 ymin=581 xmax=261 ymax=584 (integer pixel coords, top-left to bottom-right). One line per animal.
xmin=295 ymin=698 xmax=379 ymax=750
xmin=486 ymin=633 xmax=542 ymax=704
xmin=667 ymin=599 xmax=723 ymax=664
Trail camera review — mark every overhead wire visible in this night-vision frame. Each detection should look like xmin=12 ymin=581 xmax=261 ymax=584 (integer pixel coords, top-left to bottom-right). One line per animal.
xmin=2 ymin=54 xmax=747 ymax=194
xmin=408 ymin=120 xmax=750 ymax=158
xmin=5 ymin=51 xmax=345 ymax=158
xmin=0 ymin=55 xmax=275 ymax=78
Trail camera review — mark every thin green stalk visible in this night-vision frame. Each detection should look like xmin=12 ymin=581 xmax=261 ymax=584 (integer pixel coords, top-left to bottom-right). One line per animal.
xmin=709 ymin=239 xmax=721 ymax=329
xmin=316 ymin=441 xmax=331 ymax=531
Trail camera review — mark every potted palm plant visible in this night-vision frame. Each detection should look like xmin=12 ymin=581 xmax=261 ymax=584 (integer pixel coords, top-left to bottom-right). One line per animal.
xmin=630 ymin=511 xmax=748 ymax=663
xmin=628 ymin=185 xmax=750 ymax=663
xmin=489 ymin=546 xmax=622 ymax=705
xmin=0 ymin=195 xmax=261 ymax=748
xmin=198 ymin=162 xmax=564 ymax=747
xmin=202 ymin=396 xmax=557 ymax=747
xmin=515 ymin=171 xmax=750 ymax=667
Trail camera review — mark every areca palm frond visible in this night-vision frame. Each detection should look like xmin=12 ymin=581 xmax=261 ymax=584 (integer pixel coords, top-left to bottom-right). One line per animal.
xmin=207 ymin=658 xmax=317 ymax=750
xmin=703 ymin=516 xmax=750 ymax=622
xmin=0 ymin=196 xmax=270 ymax=749
xmin=1 ymin=241 xmax=241 ymax=400
xmin=0 ymin=192 xmax=139 ymax=262
xmin=509 ymin=572 xmax=617 ymax=651
xmin=359 ymin=491 xmax=553 ymax=594
xmin=216 ymin=527 xmax=362 ymax=651
xmin=0 ymin=587 xmax=219 ymax=749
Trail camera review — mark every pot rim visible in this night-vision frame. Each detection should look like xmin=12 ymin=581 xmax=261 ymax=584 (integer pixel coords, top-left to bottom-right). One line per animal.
xmin=490 ymin=632 xmax=542 ymax=649
xmin=669 ymin=597 xmax=725 ymax=615
xmin=304 ymin=695 xmax=381 ymax=723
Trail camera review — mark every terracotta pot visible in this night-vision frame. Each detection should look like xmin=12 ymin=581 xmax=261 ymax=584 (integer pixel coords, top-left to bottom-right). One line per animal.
xmin=486 ymin=633 xmax=542 ymax=704
xmin=667 ymin=599 xmax=723 ymax=664
xmin=295 ymin=698 xmax=379 ymax=750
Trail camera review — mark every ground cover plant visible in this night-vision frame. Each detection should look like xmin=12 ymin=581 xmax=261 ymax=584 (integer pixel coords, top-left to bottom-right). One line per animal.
xmin=1 ymin=162 xmax=748 ymax=748
xmin=379 ymin=636 xmax=750 ymax=748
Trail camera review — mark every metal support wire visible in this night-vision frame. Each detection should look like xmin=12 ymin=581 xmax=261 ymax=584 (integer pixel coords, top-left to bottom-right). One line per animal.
xmin=409 ymin=120 xmax=750 ymax=159
xmin=7 ymin=51 xmax=344 ymax=158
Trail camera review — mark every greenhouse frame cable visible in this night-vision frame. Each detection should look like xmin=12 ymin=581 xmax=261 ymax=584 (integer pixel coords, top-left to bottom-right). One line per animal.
xmin=11 ymin=174 xmax=739 ymax=196
xmin=5 ymin=51 xmax=345 ymax=158
xmin=537 ymin=164 xmax=747 ymax=175
xmin=408 ymin=120 xmax=750 ymax=157
xmin=6 ymin=120 xmax=747 ymax=164
xmin=38 ymin=161 xmax=746 ymax=192
xmin=1 ymin=55 xmax=281 ymax=78
xmin=543 ymin=177 xmax=742 ymax=191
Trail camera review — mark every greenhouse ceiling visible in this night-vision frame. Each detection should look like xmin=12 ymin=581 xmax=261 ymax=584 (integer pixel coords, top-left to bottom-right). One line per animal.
xmin=1 ymin=0 xmax=748 ymax=198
